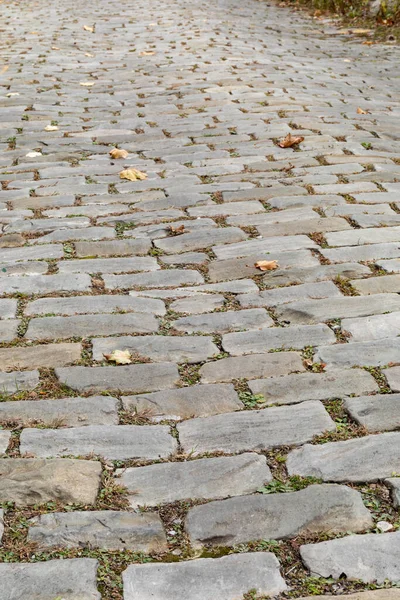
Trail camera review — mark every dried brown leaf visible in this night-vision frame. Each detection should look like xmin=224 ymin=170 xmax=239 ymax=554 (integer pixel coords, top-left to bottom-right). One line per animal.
xmin=80 ymin=81 xmax=95 ymax=87
xmin=109 ymin=148 xmax=129 ymax=159
xmin=119 ymin=168 xmax=148 ymax=181
xmin=140 ymin=51 xmax=155 ymax=56
xmin=254 ymin=260 xmax=279 ymax=271
xmin=83 ymin=25 xmax=94 ymax=32
xmin=103 ymin=349 xmax=132 ymax=365
xmin=167 ymin=224 xmax=185 ymax=236
xmin=278 ymin=133 xmax=304 ymax=148
xmin=357 ymin=107 xmax=368 ymax=114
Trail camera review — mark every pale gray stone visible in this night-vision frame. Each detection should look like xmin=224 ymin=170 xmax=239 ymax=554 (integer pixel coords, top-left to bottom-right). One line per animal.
xmin=186 ymin=484 xmax=372 ymax=547
xmin=325 ymin=204 xmax=394 ymax=217
xmin=188 ymin=201 xmax=265 ymax=217
xmin=0 ymin=319 xmax=19 ymax=341
xmin=0 ymin=508 xmax=3 ymax=545
xmin=287 ymin=432 xmax=400 ymax=482
xmin=200 ymin=351 xmax=305 ymax=383
xmin=104 ymin=269 xmax=203 ymax=289
xmin=0 ymin=343 xmax=81 ymax=370
xmin=0 ymin=370 xmax=39 ymax=394
xmin=130 ymin=279 xmax=259 ymax=297
xmin=26 ymin=295 xmax=166 ymax=316
xmin=122 ymin=552 xmax=287 ymax=600
xmin=55 ymin=363 xmax=179 ymax=393
xmin=323 ymin=243 xmax=400 ymax=264
xmin=20 ymin=424 xmax=177 ymax=460
xmin=0 ymin=245 xmax=63 ymax=262
xmin=268 ymin=194 xmax=345 ymax=209
xmin=249 ymin=369 xmax=378 ymax=405
xmin=300 ymin=532 xmax=400 ymax=583
xmin=178 ymin=401 xmax=335 ymax=454
xmin=0 ymin=273 xmax=91 ymax=295
xmin=31 ymin=226 xmax=116 ymax=243
xmin=326 ymin=226 xmax=400 ymax=247
xmin=262 ymin=263 xmax=370 ymax=286
xmin=222 ymin=324 xmax=335 ymax=355
xmin=385 ymin=478 xmax=400 ymax=507
xmin=173 ymin=308 xmax=273 ymax=334
xmin=342 ymin=312 xmax=400 ymax=342
xmin=315 ymin=339 xmax=400 ymax=369
xmin=385 ymin=367 xmax=400 ymax=391
xmin=75 ymin=238 xmax=151 ymax=257
xmin=169 ymin=294 xmax=224 ymax=314
xmin=0 ymin=261 xmax=48 ymax=276
xmin=345 ymin=394 xmax=400 ymax=432
xmin=92 ymin=336 xmax=217 ymax=364
xmin=0 ymin=430 xmax=10 ymax=454
xmin=298 ymin=592 xmax=400 ymax=600
xmin=256 ymin=217 xmax=351 ymax=238
xmin=161 ymin=252 xmax=208 ymax=266
xmin=28 ymin=511 xmax=168 ymax=552
xmin=238 ymin=281 xmax=342 ymax=307
xmin=351 ymin=274 xmax=400 ymax=295
xmin=58 ymin=256 xmax=159 ymax=274
xmin=212 ymin=235 xmax=316 ymax=260
xmin=154 ymin=227 xmax=247 ymax=253
xmin=227 ymin=207 xmax=317 ymax=228
xmin=119 ymin=453 xmax=271 ymax=507
xmin=0 ymin=396 xmax=118 ymax=427
xmin=122 ymin=383 xmax=242 ymax=421
xmin=0 ymin=298 xmax=17 ymax=319
xmin=0 ymin=558 xmax=100 ymax=600
xmin=0 ymin=458 xmax=102 ymax=505
xmin=378 ymin=259 xmax=400 ymax=273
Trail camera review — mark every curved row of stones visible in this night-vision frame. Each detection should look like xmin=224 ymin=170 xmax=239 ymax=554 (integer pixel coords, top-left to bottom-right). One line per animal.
xmin=1 ymin=0 xmax=400 ymax=597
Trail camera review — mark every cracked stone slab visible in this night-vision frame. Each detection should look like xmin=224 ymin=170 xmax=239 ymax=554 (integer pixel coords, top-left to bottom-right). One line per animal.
xmin=118 ymin=453 xmax=271 ymax=507
xmin=0 ymin=558 xmax=100 ymax=600
xmin=0 ymin=343 xmax=82 ymax=370
xmin=315 ymin=339 xmax=400 ymax=369
xmin=186 ymin=484 xmax=372 ymax=547
xmin=20 ymin=424 xmax=177 ymax=461
xmin=222 ymin=324 xmax=336 ymax=356
xmin=249 ymin=369 xmax=379 ymax=405
xmin=300 ymin=532 xmax=400 ymax=583
xmin=172 ymin=308 xmax=273 ymax=333
xmin=55 ymin=363 xmax=179 ymax=393
xmin=344 ymin=394 xmax=400 ymax=432
xmin=58 ymin=256 xmax=159 ymax=274
xmin=122 ymin=552 xmax=287 ymax=600
xmin=28 ymin=511 xmax=168 ymax=552
xmin=0 ymin=458 xmax=102 ymax=505
xmin=287 ymin=432 xmax=400 ymax=482
xmin=26 ymin=295 xmax=166 ymax=316
xmin=178 ymin=401 xmax=335 ymax=454
xmin=122 ymin=383 xmax=242 ymax=421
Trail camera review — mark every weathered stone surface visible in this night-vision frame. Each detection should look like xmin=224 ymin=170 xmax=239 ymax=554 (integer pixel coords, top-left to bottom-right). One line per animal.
xmin=0 ymin=298 xmax=17 ymax=319
xmin=104 ymin=269 xmax=203 ymax=289
xmin=385 ymin=478 xmax=400 ymax=507
xmin=186 ymin=484 xmax=372 ymax=547
xmin=122 ymin=383 xmax=242 ymax=421
xmin=298 ymin=592 xmax=400 ymax=600
xmin=0 ymin=343 xmax=82 ymax=370
xmin=212 ymin=235 xmax=316 ymax=260
xmin=385 ymin=367 xmax=400 ymax=391
xmin=287 ymin=432 xmax=400 ymax=482
xmin=315 ymin=339 xmax=400 ymax=369
xmin=238 ymin=281 xmax=342 ymax=307
xmin=154 ymin=227 xmax=247 ymax=253
xmin=326 ymin=226 xmax=400 ymax=247
xmin=178 ymin=401 xmax=335 ymax=454
xmin=200 ymin=351 xmax=305 ymax=383
xmin=130 ymin=279 xmax=259 ymax=297
xmin=55 ymin=363 xmax=179 ymax=393
xmin=161 ymin=252 xmax=208 ymax=266
xmin=188 ymin=201 xmax=265 ymax=217
xmin=58 ymin=256 xmax=159 ymax=274
xmin=26 ymin=313 xmax=159 ymax=340
xmin=222 ymin=324 xmax=335 ymax=355
xmin=0 ymin=430 xmax=11 ymax=454
xmin=26 ymin=295 xmax=165 ymax=316
xmin=268 ymin=194 xmax=345 ymax=209
xmin=323 ymin=242 xmax=400 ymax=264
xmin=261 ymin=263 xmax=370 ymax=286
xmin=28 ymin=511 xmax=168 ymax=552
xmin=75 ymin=238 xmax=151 ymax=257
xmin=377 ymin=259 xmax=400 ymax=273
xmin=0 ymin=508 xmax=3 ymax=545
xmin=122 ymin=552 xmax=287 ymax=600
xmin=300 ymin=532 xmax=400 ymax=583
xmin=0 ymin=370 xmax=39 ymax=394
xmin=352 ymin=274 xmax=400 ymax=295
xmin=169 ymin=294 xmax=224 ymax=314
xmin=345 ymin=394 xmax=400 ymax=432
xmin=256 ymin=217 xmax=351 ymax=238
xmin=0 ymin=458 xmax=102 ymax=505
xmin=278 ymin=293 xmax=400 ymax=325
xmin=0 ymin=558 xmax=100 ymax=600
xmin=0 ymin=273 xmax=91 ymax=295
xmin=173 ymin=308 xmax=273 ymax=333
xmin=343 ymin=312 xmax=400 ymax=342
xmin=249 ymin=369 xmax=378 ymax=405
xmin=0 ymin=396 xmax=119 ymax=427
xmin=92 ymin=336 xmax=218 ymax=364
xmin=20 ymin=424 xmax=177 ymax=460
xmin=119 ymin=453 xmax=271 ymax=507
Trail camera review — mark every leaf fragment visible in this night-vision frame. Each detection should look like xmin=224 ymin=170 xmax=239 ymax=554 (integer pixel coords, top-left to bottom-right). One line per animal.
xmin=109 ymin=148 xmax=129 ymax=159
xmin=79 ymin=81 xmax=95 ymax=87
xmin=254 ymin=260 xmax=279 ymax=271
xmin=167 ymin=224 xmax=185 ymax=236
xmin=278 ymin=133 xmax=304 ymax=148
xmin=83 ymin=25 xmax=94 ymax=32
xmin=44 ymin=125 xmax=58 ymax=131
xmin=103 ymin=349 xmax=132 ymax=365
xmin=357 ymin=107 xmax=368 ymax=114
xmin=51 ymin=46 xmax=60 ymax=50
xmin=140 ymin=51 xmax=156 ymax=56
xmin=119 ymin=168 xmax=148 ymax=181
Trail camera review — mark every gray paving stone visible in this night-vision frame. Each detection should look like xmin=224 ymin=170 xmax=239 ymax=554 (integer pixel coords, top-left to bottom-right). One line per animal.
xmin=212 ymin=235 xmax=316 ymax=260
xmin=104 ymin=269 xmax=203 ymax=289
xmin=169 ymin=294 xmax=224 ymax=314
xmin=26 ymin=313 xmax=159 ymax=340
xmin=342 ymin=312 xmax=400 ymax=342
xmin=186 ymin=484 xmax=372 ymax=547
xmin=256 ymin=217 xmax=351 ymax=237
xmin=268 ymin=194 xmax=345 ymax=209
xmin=58 ymin=256 xmax=159 ymax=274
xmin=26 ymin=295 xmax=166 ymax=316
xmin=31 ymin=226 xmax=116 ymax=244
xmin=119 ymin=453 xmax=271 ymax=507
xmin=0 ymin=558 xmax=101 ymax=600
xmin=326 ymin=226 xmax=400 ymax=247
xmin=75 ymin=238 xmax=151 ymax=257
xmin=238 ymin=281 xmax=342 ymax=307
xmin=122 ymin=552 xmax=287 ymax=600
xmin=0 ymin=370 xmax=39 ymax=394
xmin=178 ymin=401 xmax=335 ymax=454
xmin=0 ymin=273 xmax=91 ymax=296
xmin=0 ymin=261 xmax=48 ymax=276
xmin=351 ymin=274 xmax=400 ymax=295
xmin=0 ymin=430 xmax=11 ymax=454
xmin=377 ymin=259 xmax=400 ymax=273
xmin=325 ymin=204 xmax=395 ymax=217
xmin=200 ymin=351 xmax=305 ymax=383
xmin=92 ymin=336 xmax=218 ymax=363
xmin=385 ymin=367 xmax=400 ymax=391
xmin=287 ymin=432 xmax=400 ymax=482
xmin=55 ymin=363 xmax=179 ymax=393
xmin=345 ymin=394 xmax=400 ymax=432
xmin=300 ymin=532 xmax=400 ymax=583
xmin=187 ymin=200 xmax=265 ymax=217
xmin=262 ymin=263 xmax=371 ymax=286
xmin=0 ymin=298 xmax=17 ymax=319
xmin=0 ymin=343 xmax=81 ymax=370
xmin=322 ymin=242 xmax=400 ymax=264
xmin=20 ymin=424 xmax=177 ymax=461
xmin=315 ymin=339 xmax=400 ymax=369
xmin=0 ymin=396 xmax=118 ymax=427
xmin=0 ymin=319 xmax=19 ymax=341
xmin=249 ymin=369 xmax=378 ymax=405
xmin=385 ymin=478 xmax=400 ymax=507
xmin=154 ymin=227 xmax=247 ymax=253
xmin=0 ymin=245 xmax=63 ymax=262
xmin=161 ymin=252 xmax=208 ymax=266
xmin=0 ymin=508 xmax=3 ymax=545
xmin=298 ymin=592 xmax=400 ymax=600
xmin=122 ymin=383 xmax=242 ymax=421
xmin=28 ymin=511 xmax=168 ymax=552
xmin=0 ymin=458 xmax=102 ymax=505
xmin=224 ymin=186 xmax=307 ymax=202
xmin=172 ymin=308 xmax=273 ymax=334
xmin=130 ymin=279 xmax=259 ymax=297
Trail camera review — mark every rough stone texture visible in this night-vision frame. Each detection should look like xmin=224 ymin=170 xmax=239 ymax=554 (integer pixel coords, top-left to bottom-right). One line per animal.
xmin=300 ymin=532 xmax=400 ymax=583
xmin=315 ymin=339 xmax=400 ymax=369
xmin=186 ymin=484 xmax=372 ymax=547
xmin=287 ymin=432 xmax=400 ymax=482
xmin=0 ymin=298 xmax=17 ymax=319
xmin=122 ymin=383 xmax=242 ymax=421
xmin=122 ymin=552 xmax=287 ymax=600
xmin=0 ymin=430 xmax=11 ymax=454
xmin=345 ymin=394 xmax=400 ymax=432
xmin=352 ymin=274 xmax=400 ymax=295
xmin=172 ymin=308 xmax=273 ymax=333
xmin=298 ymin=592 xmax=400 ymax=600
xmin=169 ymin=294 xmax=224 ymax=314
xmin=0 ymin=508 xmax=3 ymax=545
xmin=0 ymin=273 xmax=91 ymax=295
xmin=55 ymin=363 xmax=179 ymax=393
xmin=26 ymin=295 xmax=166 ymax=316
xmin=118 ymin=453 xmax=271 ymax=507
xmin=0 ymin=343 xmax=82 ymax=370
xmin=75 ymin=238 xmax=151 ymax=257
xmin=178 ymin=401 xmax=335 ymax=454
xmin=0 ymin=458 xmax=102 ymax=505
xmin=249 ymin=369 xmax=379 ymax=405
xmin=0 ymin=370 xmax=39 ymax=394
xmin=385 ymin=478 xmax=400 ymax=507
xmin=20 ymin=424 xmax=177 ymax=461
xmin=342 ymin=312 xmax=400 ymax=342
xmin=28 ymin=511 xmax=168 ymax=552
xmin=385 ymin=367 xmax=400 ymax=391
xmin=0 ymin=396 xmax=119 ymax=427
xmin=104 ymin=269 xmax=203 ymax=289
xmin=0 ymin=558 xmax=101 ymax=600
xmin=238 ymin=281 xmax=342 ymax=307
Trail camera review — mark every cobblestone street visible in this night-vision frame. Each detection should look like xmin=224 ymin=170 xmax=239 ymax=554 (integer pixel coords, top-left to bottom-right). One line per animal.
xmin=1 ymin=0 xmax=400 ymax=597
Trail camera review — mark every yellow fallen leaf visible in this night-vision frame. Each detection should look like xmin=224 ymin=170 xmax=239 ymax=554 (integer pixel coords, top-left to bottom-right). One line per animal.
xmin=278 ymin=133 xmax=304 ymax=148
xmin=0 ymin=65 xmax=9 ymax=74
xmin=167 ymin=224 xmax=185 ymax=235
xmin=109 ymin=148 xmax=129 ymax=159
xmin=103 ymin=349 xmax=132 ymax=365
xmin=80 ymin=81 xmax=95 ymax=87
xmin=254 ymin=260 xmax=279 ymax=271
xmin=51 ymin=46 xmax=60 ymax=50
xmin=83 ymin=25 xmax=94 ymax=32
xmin=357 ymin=107 xmax=368 ymax=114
xmin=140 ymin=51 xmax=156 ymax=56
xmin=44 ymin=125 xmax=58 ymax=131
xmin=85 ymin=52 xmax=94 ymax=57
xmin=119 ymin=168 xmax=147 ymax=181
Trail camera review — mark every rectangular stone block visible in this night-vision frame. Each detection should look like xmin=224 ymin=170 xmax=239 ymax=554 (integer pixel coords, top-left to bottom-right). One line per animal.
xmin=342 ymin=312 xmax=400 ymax=342
xmin=0 ymin=273 xmax=91 ymax=296
xmin=0 ymin=430 xmax=11 ymax=454
xmin=315 ymin=339 xmax=400 ymax=369
xmin=0 ymin=298 xmax=17 ymax=319
xmin=262 ymin=263 xmax=370 ymax=286
xmin=26 ymin=295 xmax=166 ymax=316
xmin=154 ymin=227 xmax=247 ymax=254
xmin=58 ymin=256 xmax=159 ymax=274
xmin=0 ymin=370 xmax=39 ymax=394
xmin=351 ymin=274 xmax=400 ymax=295
xmin=238 ymin=281 xmax=342 ymax=307
xmin=75 ymin=238 xmax=151 ymax=257
xmin=104 ymin=269 xmax=203 ymax=289
xmin=0 ymin=343 xmax=81 ymax=370
xmin=212 ymin=235 xmax=316 ymax=260
xmin=172 ymin=308 xmax=273 ymax=334
xmin=345 ymin=394 xmax=400 ymax=432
